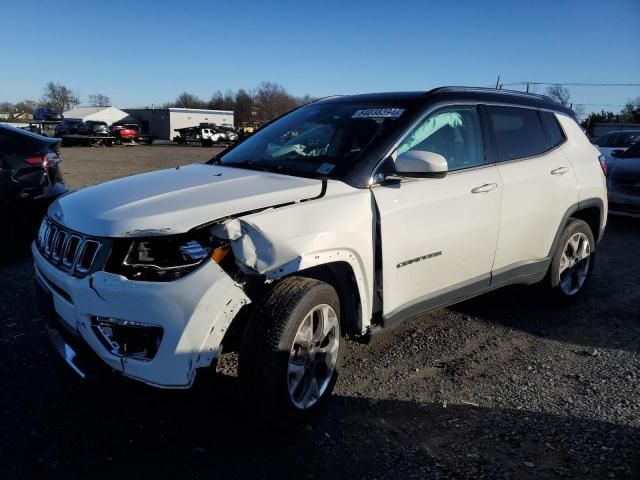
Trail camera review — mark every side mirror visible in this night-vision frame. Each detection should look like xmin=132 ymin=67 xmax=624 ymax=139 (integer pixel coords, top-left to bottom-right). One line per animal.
xmin=395 ymin=150 xmax=448 ymax=178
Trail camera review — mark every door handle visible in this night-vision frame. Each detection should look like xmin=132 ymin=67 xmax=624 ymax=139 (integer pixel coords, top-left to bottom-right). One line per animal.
xmin=551 ymin=166 xmax=570 ymax=175
xmin=471 ymin=183 xmax=498 ymax=194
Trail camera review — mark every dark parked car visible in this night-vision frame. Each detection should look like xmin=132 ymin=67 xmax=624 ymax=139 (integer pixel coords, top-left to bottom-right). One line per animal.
xmin=592 ymin=129 xmax=640 ymax=161
xmin=0 ymin=124 xmax=69 ymax=239
xmin=32 ymin=107 xmax=64 ymax=122
xmin=54 ymin=119 xmax=83 ymax=137
xmin=607 ymin=142 xmax=640 ymax=217
xmin=76 ymin=120 xmax=110 ymax=136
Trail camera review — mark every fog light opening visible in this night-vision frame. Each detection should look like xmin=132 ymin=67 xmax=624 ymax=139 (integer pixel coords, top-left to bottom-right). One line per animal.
xmin=92 ymin=317 xmax=163 ymax=361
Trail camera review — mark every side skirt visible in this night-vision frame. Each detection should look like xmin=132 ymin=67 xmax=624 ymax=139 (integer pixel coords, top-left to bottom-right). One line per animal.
xmin=370 ymin=257 xmax=550 ymax=336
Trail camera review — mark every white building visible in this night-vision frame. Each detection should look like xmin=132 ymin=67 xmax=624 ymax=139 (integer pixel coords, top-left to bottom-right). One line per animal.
xmin=124 ymin=108 xmax=234 ymax=140
xmin=63 ymin=106 xmax=134 ymax=124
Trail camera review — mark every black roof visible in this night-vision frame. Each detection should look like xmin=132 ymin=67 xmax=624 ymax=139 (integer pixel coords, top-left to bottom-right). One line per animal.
xmin=319 ymin=86 xmax=574 ymax=117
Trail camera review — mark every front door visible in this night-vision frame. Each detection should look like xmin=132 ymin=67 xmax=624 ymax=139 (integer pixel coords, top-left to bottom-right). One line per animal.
xmin=372 ymin=105 xmax=502 ymax=319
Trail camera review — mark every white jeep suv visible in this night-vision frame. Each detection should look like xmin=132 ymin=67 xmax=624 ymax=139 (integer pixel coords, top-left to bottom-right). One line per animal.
xmin=33 ymin=87 xmax=607 ymax=420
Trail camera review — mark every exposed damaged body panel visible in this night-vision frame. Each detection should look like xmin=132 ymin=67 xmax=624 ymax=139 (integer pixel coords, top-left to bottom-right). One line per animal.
xmin=33 ymin=243 xmax=250 ymax=388
xmin=217 ymin=180 xmax=376 ymax=332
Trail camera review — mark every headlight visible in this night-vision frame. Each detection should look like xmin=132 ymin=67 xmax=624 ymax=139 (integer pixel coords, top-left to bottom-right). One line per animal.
xmin=106 ymin=228 xmax=231 ymax=281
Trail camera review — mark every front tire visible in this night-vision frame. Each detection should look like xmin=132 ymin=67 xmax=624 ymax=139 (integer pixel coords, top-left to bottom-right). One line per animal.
xmin=548 ymin=218 xmax=595 ymax=300
xmin=239 ymin=276 xmax=342 ymax=423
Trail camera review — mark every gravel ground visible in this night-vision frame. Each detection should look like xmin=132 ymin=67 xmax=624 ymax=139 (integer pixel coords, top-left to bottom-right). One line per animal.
xmin=1 ymin=145 xmax=639 ymax=479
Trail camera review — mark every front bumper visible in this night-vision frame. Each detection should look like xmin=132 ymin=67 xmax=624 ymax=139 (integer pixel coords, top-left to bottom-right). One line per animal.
xmin=33 ymin=243 xmax=250 ymax=388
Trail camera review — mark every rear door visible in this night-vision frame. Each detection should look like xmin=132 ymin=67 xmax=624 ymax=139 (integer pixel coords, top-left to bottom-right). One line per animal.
xmin=486 ymin=106 xmax=579 ymax=274
xmin=372 ymin=105 xmax=502 ymax=318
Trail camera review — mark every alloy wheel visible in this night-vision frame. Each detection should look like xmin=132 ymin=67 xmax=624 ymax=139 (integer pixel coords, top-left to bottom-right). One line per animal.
xmin=559 ymin=232 xmax=591 ymax=295
xmin=287 ymin=304 xmax=340 ymax=410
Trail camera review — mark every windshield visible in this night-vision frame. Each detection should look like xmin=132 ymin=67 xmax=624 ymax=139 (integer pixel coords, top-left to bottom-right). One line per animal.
xmin=217 ymin=102 xmax=406 ymax=178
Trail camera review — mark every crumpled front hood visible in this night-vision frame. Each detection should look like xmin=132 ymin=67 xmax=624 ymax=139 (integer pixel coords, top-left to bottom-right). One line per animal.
xmin=49 ymin=164 xmax=323 ymax=237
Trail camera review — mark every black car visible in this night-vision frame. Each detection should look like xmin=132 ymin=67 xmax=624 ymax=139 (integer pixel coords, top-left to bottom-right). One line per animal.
xmin=32 ymin=107 xmax=64 ymax=122
xmin=54 ymin=119 xmax=83 ymax=137
xmin=0 ymin=124 xmax=69 ymax=239
xmin=607 ymin=142 xmax=640 ymax=216
xmin=76 ymin=120 xmax=109 ymax=136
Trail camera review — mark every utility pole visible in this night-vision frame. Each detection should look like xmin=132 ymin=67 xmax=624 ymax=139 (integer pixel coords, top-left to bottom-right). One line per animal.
xmin=495 ymin=75 xmax=501 ymax=89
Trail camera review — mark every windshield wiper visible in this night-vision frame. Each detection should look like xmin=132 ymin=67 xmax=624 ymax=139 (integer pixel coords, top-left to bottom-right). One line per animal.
xmin=225 ymin=160 xmax=281 ymax=173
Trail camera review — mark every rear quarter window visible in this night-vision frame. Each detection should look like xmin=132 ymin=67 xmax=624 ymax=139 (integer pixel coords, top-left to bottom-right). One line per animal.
xmin=488 ymin=106 xmax=550 ymax=161
xmin=541 ymin=111 xmax=566 ymax=148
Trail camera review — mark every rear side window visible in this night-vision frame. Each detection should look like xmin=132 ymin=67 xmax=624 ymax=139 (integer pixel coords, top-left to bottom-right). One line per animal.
xmin=488 ymin=106 xmax=549 ymax=161
xmin=541 ymin=111 xmax=566 ymax=148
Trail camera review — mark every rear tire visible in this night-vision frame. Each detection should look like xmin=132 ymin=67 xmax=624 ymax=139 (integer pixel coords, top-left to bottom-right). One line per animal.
xmin=547 ymin=218 xmax=595 ymax=301
xmin=239 ymin=276 xmax=343 ymax=423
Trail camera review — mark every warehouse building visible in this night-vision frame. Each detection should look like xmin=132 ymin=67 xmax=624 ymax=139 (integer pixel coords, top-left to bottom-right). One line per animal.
xmin=124 ymin=107 xmax=234 ymax=140
xmin=62 ymin=106 xmax=134 ymax=124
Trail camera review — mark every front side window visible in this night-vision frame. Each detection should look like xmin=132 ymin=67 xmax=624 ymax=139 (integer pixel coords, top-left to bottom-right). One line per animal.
xmin=218 ymin=102 xmax=406 ymax=179
xmin=488 ymin=106 xmax=549 ymax=161
xmin=397 ymin=106 xmax=485 ymax=171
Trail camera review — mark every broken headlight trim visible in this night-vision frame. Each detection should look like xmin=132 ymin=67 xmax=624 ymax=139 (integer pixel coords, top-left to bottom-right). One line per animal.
xmin=92 ymin=317 xmax=163 ymax=361
xmin=105 ymin=228 xmax=231 ymax=282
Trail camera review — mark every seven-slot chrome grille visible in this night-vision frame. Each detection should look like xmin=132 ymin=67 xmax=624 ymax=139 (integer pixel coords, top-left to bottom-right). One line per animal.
xmin=36 ymin=218 xmax=103 ymax=277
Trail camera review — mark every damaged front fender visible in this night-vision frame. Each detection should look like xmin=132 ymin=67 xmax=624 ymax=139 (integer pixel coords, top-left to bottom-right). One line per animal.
xmin=213 ymin=181 xmax=376 ymax=333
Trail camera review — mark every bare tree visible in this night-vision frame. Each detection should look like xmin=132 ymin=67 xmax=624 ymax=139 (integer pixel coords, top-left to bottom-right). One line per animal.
xmin=0 ymin=101 xmax=13 ymax=113
xmin=234 ymin=88 xmax=254 ymax=125
xmin=88 ymin=93 xmax=111 ymax=107
xmin=40 ymin=82 xmax=80 ymax=112
xmin=174 ymin=92 xmax=206 ymax=109
xmin=255 ymin=81 xmax=297 ymax=121
xmin=545 ymin=84 xmax=585 ymax=119
xmin=208 ymin=90 xmax=225 ymax=109
xmin=546 ymin=85 xmax=571 ymax=106
xmin=296 ymin=94 xmax=315 ymax=105
xmin=15 ymin=99 xmax=37 ymax=113
xmin=620 ymin=97 xmax=640 ymax=123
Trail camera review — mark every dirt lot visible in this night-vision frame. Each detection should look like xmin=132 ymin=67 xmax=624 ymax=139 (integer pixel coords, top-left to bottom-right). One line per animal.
xmin=58 ymin=143 xmax=224 ymax=189
xmin=1 ymin=145 xmax=639 ymax=479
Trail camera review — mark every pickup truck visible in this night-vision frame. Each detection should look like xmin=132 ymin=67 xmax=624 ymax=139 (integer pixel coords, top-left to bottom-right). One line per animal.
xmin=33 ymin=87 xmax=607 ymax=423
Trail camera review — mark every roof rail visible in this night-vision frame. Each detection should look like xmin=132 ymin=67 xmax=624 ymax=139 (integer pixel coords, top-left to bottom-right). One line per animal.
xmin=428 ymin=86 xmax=555 ymax=103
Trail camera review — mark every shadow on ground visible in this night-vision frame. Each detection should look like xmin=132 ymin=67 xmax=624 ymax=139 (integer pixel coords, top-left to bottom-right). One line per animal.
xmin=451 ymin=215 xmax=640 ymax=353
xmin=1 ymin=370 xmax=638 ymax=479
xmin=1 ymin=216 xmax=638 ymax=479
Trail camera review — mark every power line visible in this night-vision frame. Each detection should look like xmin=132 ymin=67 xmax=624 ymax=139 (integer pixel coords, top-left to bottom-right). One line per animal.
xmin=501 ymin=81 xmax=640 ymax=87
xmin=573 ymin=103 xmax=626 ymax=107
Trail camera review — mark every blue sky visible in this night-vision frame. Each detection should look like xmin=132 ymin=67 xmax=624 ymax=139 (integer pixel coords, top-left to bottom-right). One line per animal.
xmin=2 ymin=0 xmax=639 ymax=114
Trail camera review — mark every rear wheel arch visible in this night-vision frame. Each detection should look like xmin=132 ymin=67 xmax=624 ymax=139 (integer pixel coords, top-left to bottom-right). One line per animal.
xmin=548 ymin=198 xmax=604 ymax=258
xmin=570 ymin=204 xmax=602 ymax=243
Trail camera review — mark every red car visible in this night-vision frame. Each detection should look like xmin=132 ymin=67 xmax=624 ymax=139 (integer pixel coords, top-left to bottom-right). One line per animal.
xmin=111 ymin=124 xmax=139 ymax=143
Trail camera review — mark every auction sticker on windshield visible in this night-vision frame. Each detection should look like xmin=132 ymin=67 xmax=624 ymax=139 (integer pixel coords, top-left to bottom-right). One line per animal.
xmin=352 ymin=108 xmax=405 ymax=119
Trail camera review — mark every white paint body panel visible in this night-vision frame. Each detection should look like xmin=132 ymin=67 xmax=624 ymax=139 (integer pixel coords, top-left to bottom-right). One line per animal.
xmin=33 ymin=244 xmax=250 ymax=388
xmin=556 ymin=115 xmax=608 ymax=220
xmin=48 ymin=164 xmax=323 ymax=237
xmin=493 ymin=140 xmax=579 ymax=270
xmin=223 ymin=180 xmax=376 ymax=329
xmin=372 ymin=166 xmax=502 ymax=316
